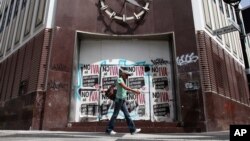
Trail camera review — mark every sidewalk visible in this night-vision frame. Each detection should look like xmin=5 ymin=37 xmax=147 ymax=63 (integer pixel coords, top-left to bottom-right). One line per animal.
xmin=0 ymin=130 xmax=229 ymax=141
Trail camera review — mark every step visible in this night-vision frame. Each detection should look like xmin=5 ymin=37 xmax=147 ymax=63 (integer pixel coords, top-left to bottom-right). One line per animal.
xmin=51 ymin=126 xmax=190 ymax=133
xmin=70 ymin=121 xmax=179 ymax=128
xmin=50 ymin=121 xmax=199 ymax=133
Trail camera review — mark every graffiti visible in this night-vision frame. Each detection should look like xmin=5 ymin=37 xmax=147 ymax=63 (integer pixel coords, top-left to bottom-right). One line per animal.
xmin=48 ymin=80 xmax=69 ymax=91
xmin=51 ymin=64 xmax=67 ymax=72
xmin=176 ymin=53 xmax=199 ymax=66
xmin=151 ymin=58 xmax=169 ymax=66
xmin=185 ymin=81 xmax=199 ymax=91
xmin=119 ymin=59 xmax=127 ymax=66
xmin=134 ymin=61 xmax=146 ymax=66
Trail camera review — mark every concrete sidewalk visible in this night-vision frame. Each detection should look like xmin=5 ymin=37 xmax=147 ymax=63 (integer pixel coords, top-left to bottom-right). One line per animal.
xmin=0 ymin=130 xmax=229 ymax=141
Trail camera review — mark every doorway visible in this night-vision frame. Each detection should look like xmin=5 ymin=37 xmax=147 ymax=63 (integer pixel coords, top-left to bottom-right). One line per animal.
xmin=71 ymin=36 xmax=176 ymax=123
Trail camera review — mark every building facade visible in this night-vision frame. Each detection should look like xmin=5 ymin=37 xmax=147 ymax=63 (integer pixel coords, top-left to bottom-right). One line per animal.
xmin=0 ymin=0 xmax=249 ymax=132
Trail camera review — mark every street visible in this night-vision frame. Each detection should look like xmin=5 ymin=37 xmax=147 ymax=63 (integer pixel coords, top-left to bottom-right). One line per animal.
xmin=0 ymin=130 xmax=229 ymax=141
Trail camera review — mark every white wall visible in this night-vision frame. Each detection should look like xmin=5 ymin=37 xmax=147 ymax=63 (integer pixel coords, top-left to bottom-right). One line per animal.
xmin=80 ymin=39 xmax=171 ymax=65
xmin=191 ymin=0 xmax=205 ymax=31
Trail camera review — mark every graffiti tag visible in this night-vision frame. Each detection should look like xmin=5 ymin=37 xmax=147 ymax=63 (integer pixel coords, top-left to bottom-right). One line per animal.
xmin=176 ymin=53 xmax=199 ymax=66
xmin=51 ymin=64 xmax=68 ymax=72
xmin=48 ymin=80 xmax=69 ymax=91
xmin=185 ymin=81 xmax=199 ymax=91
xmin=151 ymin=58 xmax=169 ymax=66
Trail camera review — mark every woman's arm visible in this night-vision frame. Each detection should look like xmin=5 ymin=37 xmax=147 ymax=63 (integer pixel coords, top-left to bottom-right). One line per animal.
xmin=119 ymin=82 xmax=140 ymax=95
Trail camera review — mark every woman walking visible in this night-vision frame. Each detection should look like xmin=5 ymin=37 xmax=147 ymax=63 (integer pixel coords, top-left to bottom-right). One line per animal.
xmin=106 ymin=68 xmax=141 ymax=135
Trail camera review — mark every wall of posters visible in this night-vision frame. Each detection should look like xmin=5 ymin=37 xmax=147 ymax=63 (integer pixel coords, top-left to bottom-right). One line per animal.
xmin=74 ymin=39 xmax=174 ymax=122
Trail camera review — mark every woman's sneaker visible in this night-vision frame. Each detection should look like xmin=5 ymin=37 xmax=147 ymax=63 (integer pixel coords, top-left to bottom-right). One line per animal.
xmin=131 ymin=128 xmax=141 ymax=135
xmin=109 ymin=130 xmax=117 ymax=135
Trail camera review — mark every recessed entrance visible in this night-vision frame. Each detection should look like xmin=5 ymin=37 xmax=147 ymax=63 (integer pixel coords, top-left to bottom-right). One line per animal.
xmin=70 ymin=33 xmax=177 ymax=123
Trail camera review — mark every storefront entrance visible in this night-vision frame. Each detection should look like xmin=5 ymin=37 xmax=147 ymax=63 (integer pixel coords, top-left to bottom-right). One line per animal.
xmin=71 ymin=37 xmax=176 ymax=123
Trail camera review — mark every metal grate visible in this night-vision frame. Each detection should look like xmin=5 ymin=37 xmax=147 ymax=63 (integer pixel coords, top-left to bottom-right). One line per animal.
xmin=37 ymin=28 xmax=52 ymax=91
xmin=197 ymin=31 xmax=250 ymax=105
xmin=28 ymin=32 xmax=45 ymax=93
xmin=197 ymin=31 xmax=212 ymax=92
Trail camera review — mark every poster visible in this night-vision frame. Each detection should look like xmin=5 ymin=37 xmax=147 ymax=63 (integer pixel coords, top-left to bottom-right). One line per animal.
xmin=79 ymin=89 xmax=99 ymax=121
xmin=79 ymin=64 xmax=100 ymax=121
xmin=80 ymin=64 xmax=100 ymax=88
xmin=126 ymin=66 xmax=150 ymax=120
xmin=99 ymin=65 xmax=119 ymax=120
xmin=150 ymin=64 xmax=173 ymax=122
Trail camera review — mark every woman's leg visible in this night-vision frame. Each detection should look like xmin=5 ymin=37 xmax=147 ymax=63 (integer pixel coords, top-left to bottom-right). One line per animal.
xmin=106 ymin=99 xmax=123 ymax=133
xmin=121 ymin=100 xmax=136 ymax=133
